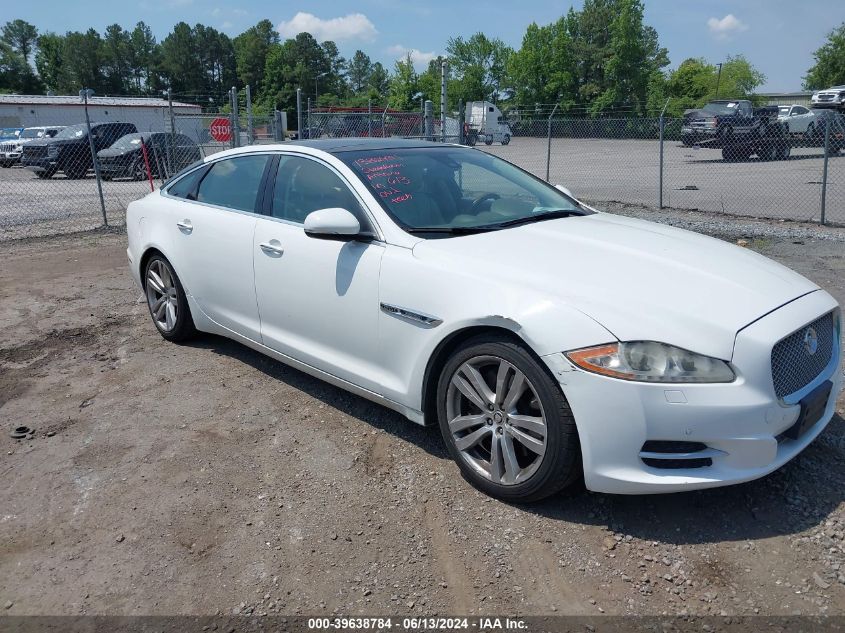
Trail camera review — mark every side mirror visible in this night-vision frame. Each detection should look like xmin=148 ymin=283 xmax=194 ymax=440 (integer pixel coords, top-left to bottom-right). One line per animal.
xmin=304 ymin=207 xmax=361 ymax=240
xmin=554 ymin=184 xmax=576 ymax=199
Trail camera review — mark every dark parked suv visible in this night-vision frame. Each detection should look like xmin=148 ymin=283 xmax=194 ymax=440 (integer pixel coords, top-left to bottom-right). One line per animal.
xmin=21 ymin=122 xmax=137 ymax=179
xmin=98 ymin=132 xmax=201 ymax=180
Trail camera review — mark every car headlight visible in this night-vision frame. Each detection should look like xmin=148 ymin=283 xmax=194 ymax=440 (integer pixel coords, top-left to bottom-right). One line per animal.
xmin=565 ymin=341 xmax=735 ymax=383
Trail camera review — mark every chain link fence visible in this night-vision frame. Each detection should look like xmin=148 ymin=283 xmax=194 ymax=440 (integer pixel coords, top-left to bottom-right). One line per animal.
xmin=1 ymin=92 xmax=843 ymax=242
xmin=479 ymin=111 xmax=845 ymax=225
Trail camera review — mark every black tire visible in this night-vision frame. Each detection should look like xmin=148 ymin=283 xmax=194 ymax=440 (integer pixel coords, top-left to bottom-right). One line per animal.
xmin=436 ymin=334 xmax=582 ymax=503
xmin=0 ymin=161 xmax=11 ymax=168
xmin=35 ymin=169 xmax=55 ymax=179
xmin=143 ymin=254 xmax=196 ymax=343
xmin=776 ymin=143 xmax=791 ymax=160
xmin=133 ymin=157 xmax=147 ymax=181
xmin=484 ymin=137 xmax=493 ymax=145
xmin=757 ymin=142 xmax=777 ymax=161
xmin=804 ymin=122 xmax=815 ymax=141
xmin=466 ymin=135 xmax=477 ymax=147
xmin=501 ymin=134 xmax=511 ymax=145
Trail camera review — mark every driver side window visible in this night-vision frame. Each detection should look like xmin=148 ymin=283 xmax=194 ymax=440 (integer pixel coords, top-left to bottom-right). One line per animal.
xmin=271 ymin=156 xmax=366 ymax=226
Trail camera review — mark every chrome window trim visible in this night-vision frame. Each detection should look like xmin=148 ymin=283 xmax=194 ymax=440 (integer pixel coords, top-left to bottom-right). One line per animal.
xmin=161 ymin=150 xmax=386 ymax=243
xmin=269 ymin=150 xmax=385 ymax=242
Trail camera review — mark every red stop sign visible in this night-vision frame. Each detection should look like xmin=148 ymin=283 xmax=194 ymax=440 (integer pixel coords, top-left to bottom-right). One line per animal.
xmin=209 ymin=117 xmax=232 ymax=142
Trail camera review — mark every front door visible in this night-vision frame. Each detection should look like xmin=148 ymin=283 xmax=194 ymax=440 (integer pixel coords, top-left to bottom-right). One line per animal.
xmin=253 ymin=154 xmax=385 ymax=392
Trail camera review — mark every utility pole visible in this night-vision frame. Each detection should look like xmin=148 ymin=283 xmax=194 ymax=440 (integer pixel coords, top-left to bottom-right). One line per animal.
xmin=81 ymin=88 xmax=107 ymax=226
xmin=715 ymin=63 xmax=723 ymax=98
xmin=440 ymin=60 xmax=448 ymax=142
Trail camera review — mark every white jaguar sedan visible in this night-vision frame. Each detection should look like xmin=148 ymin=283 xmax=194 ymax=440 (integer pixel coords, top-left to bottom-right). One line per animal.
xmin=126 ymin=139 xmax=842 ymax=502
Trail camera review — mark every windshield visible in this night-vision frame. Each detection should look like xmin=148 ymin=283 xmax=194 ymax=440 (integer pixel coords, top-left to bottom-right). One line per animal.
xmin=778 ymin=106 xmax=790 ymax=116
xmin=702 ymin=102 xmax=738 ymax=115
xmin=21 ymin=129 xmax=44 ymax=139
xmin=111 ymin=133 xmax=146 ymax=150
xmin=54 ymin=124 xmax=88 ymax=140
xmin=0 ymin=129 xmax=21 ymax=140
xmin=340 ymin=147 xmax=586 ymax=236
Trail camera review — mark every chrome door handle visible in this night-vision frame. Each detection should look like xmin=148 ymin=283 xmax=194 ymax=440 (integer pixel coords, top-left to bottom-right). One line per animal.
xmin=259 ymin=241 xmax=284 ymax=256
xmin=176 ymin=220 xmax=193 ymax=233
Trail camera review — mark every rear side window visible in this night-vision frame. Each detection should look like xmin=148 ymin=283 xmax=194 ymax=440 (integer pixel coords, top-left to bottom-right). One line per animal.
xmin=166 ymin=167 xmax=206 ymax=199
xmin=196 ymin=155 xmax=271 ymax=212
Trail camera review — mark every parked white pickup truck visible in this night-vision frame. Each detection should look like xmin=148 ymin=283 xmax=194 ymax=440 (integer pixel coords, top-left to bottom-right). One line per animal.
xmin=0 ymin=126 xmax=65 ymax=167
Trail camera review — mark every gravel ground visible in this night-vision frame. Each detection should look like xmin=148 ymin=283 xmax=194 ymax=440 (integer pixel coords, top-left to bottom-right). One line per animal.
xmin=0 ymin=209 xmax=843 ymax=618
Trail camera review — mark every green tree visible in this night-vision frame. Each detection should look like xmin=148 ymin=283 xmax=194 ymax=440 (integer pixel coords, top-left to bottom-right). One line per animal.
xmin=661 ymin=56 xmax=765 ymax=116
xmin=262 ymin=32 xmax=329 ymax=112
xmin=2 ymin=19 xmax=38 ymax=61
xmin=102 ymin=24 xmax=131 ymax=93
xmin=127 ymin=22 xmax=161 ymax=94
xmin=804 ymin=22 xmax=845 ymax=89
xmin=320 ymin=40 xmax=346 ymax=102
xmin=34 ymin=32 xmax=65 ymax=92
xmin=368 ymin=61 xmax=389 ymax=96
xmin=592 ymin=0 xmax=668 ymax=114
xmin=508 ymin=18 xmax=575 ymax=106
xmin=388 ymin=53 xmax=418 ymax=110
xmin=1 ymin=19 xmax=41 ymax=93
xmin=160 ymin=22 xmax=204 ymax=94
xmin=61 ymin=29 xmax=106 ymax=92
xmin=233 ymin=19 xmax=278 ymax=95
xmin=446 ymin=32 xmax=512 ymax=103
xmin=417 ymin=56 xmax=446 ymax=113
xmin=347 ymin=50 xmax=372 ymax=94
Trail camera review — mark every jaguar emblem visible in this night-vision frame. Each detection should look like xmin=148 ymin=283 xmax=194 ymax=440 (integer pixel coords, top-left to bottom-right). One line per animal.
xmin=803 ymin=327 xmax=818 ymax=356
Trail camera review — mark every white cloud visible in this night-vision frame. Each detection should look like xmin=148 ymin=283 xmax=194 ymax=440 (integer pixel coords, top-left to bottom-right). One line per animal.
xmin=707 ymin=14 xmax=748 ymax=39
xmin=220 ymin=21 xmax=233 ymax=29
xmin=387 ymin=45 xmax=439 ymax=70
xmin=277 ymin=12 xmax=377 ymax=42
xmin=211 ymin=7 xmax=221 ymax=16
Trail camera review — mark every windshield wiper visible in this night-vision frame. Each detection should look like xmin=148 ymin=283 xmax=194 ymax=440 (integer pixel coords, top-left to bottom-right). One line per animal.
xmin=484 ymin=209 xmax=585 ymax=229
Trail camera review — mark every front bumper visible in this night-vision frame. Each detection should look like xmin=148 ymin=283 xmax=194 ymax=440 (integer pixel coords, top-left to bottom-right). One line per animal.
xmin=23 ymin=158 xmax=57 ymax=172
xmin=543 ymin=291 xmax=842 ymax=494
xmin=0 ymin=151 xmax=21 ymax=160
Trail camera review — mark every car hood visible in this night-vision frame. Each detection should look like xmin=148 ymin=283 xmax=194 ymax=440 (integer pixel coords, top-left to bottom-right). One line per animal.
xmin=684 ymin=109 xmax=719 ymax=120
xmin=98 ymin=147 xmax=138 ymax=159
xmin=410 ymin=213 xmax=819 ymax=360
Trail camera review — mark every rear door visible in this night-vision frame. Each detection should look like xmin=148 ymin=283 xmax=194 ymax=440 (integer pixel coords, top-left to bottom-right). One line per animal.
xmin=165 ymin=153 xmax=273 ymax=341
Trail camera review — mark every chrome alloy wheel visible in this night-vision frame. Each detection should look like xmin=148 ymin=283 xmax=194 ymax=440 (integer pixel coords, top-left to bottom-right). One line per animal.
xmin=446 ymin=355 xmax=547 ymax=485
xmin=145 ymin=259 xmax=179 ymax=332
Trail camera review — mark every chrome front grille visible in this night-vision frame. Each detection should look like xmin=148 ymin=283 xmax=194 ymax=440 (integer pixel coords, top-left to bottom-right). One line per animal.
xmin=771 ymin=312 xmax=835 ymax=399
xmin=0 ymin=142 xmax=16 ymax=152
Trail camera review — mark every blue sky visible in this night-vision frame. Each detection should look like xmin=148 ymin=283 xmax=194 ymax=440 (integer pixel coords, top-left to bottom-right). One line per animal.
xmin=7 ymin=0 xmax=842 ymax=92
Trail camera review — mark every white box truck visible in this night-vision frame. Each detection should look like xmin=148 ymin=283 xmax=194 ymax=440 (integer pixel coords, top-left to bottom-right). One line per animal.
xmin=464 ymin=101 xmax=512 ymax=145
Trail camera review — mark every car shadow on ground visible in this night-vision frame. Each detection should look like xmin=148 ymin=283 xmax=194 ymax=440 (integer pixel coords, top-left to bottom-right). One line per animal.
xmin=192 ymin=333 xmax=448 ymax=457
xmin=192 ymin=333 xmax=843 ymax=546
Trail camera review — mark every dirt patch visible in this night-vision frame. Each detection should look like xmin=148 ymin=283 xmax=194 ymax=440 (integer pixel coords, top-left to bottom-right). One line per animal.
xmin=0 ymin=226 xmax=843 ymax=617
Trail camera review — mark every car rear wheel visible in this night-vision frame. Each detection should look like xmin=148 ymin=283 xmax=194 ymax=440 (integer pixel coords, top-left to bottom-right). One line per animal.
xmin=144 ymin=255 xmax=196 ymax=342
xmin=501 ymin=134 xmax=511 ymax=145
xmin=436 ymin=335 xmax=581 ymax=502
xmin=133 ymin=157 xmax=147 ymax=181
xmin=35 ymin=169 xmax=55 ymax=179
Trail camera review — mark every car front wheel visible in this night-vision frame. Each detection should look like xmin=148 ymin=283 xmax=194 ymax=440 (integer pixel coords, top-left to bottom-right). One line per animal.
xmin=144 ymin=255 xmax=196 ymax=342
xmin=436 ymin=335 xmax=581 ymax=502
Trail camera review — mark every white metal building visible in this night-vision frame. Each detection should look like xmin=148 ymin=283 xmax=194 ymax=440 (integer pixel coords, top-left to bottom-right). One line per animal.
xmin=0 ymin=94 xmax=202 ymax=131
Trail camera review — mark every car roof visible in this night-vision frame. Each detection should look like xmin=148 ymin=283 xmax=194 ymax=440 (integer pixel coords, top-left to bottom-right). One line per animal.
xmin=285 ymin=138 xmax=452 ymax=153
